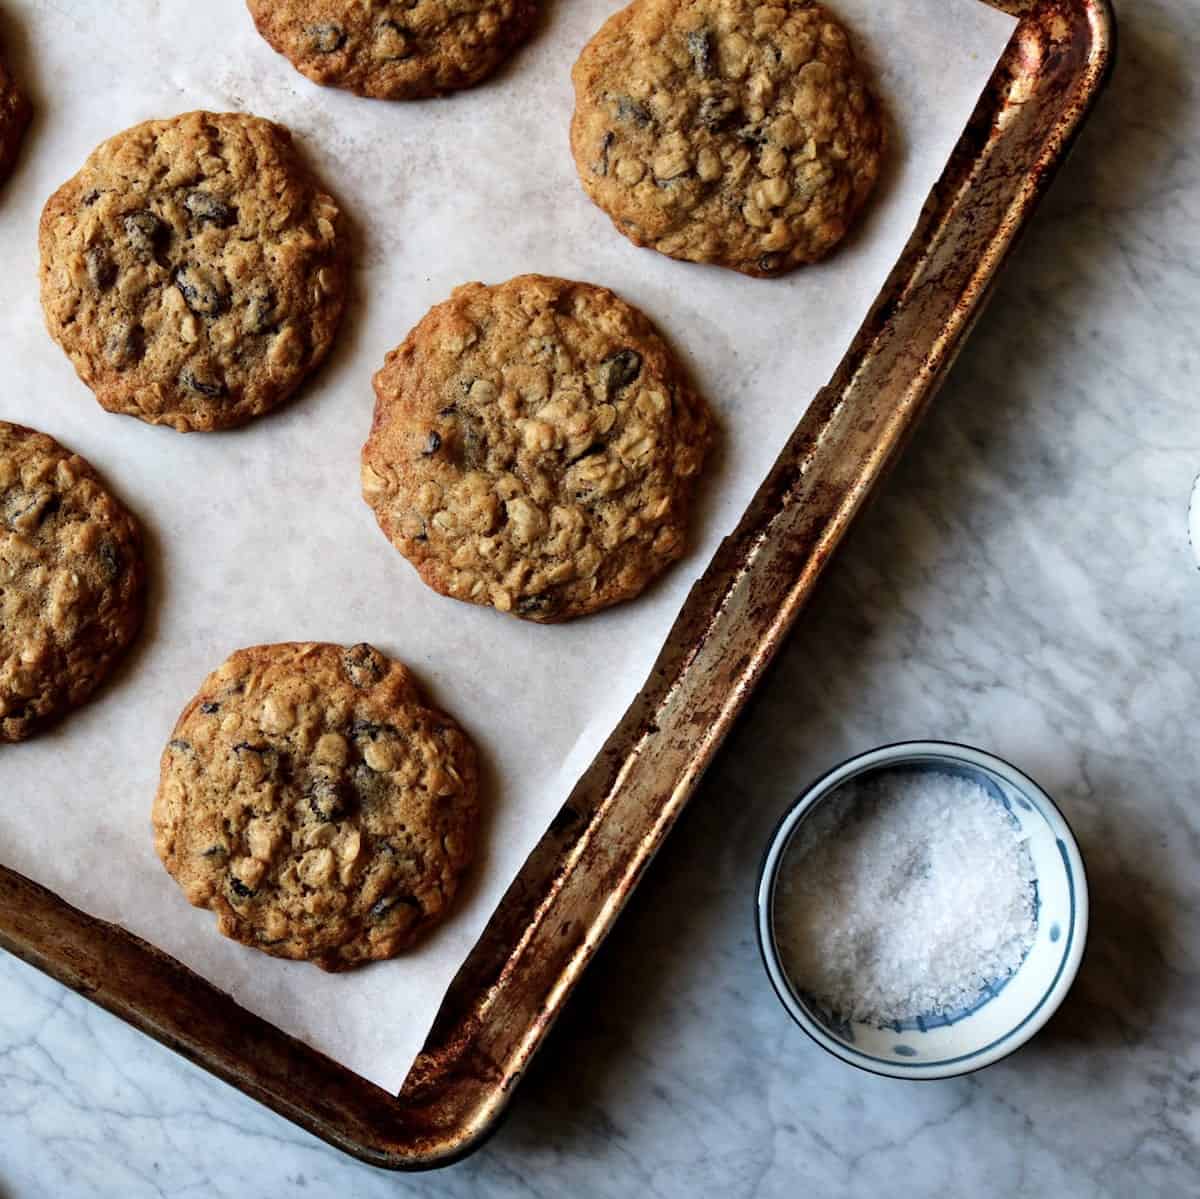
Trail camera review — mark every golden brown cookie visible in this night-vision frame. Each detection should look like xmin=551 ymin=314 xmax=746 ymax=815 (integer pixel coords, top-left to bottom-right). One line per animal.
xmin=153 ymin=642 xmax=479 ymax=971
xmin=0 ymin=421 xmax=145 ymax=742
xmin=246 ymin=0 xmax=540 ymax=100
xmin=0 ymin=40 xmax=30 ymax=185
xmin=361 ymin=274 xmax=713 ymax=622
xmin=571 ymin=0 xmax=885 ymax=277
xmin=38 ymin=112 xmax=347 ymax=432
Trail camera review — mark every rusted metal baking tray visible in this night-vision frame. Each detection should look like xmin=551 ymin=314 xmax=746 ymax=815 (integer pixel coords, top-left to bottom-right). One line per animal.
xmin=0 ymin=0 xmax=1114 ymax=1171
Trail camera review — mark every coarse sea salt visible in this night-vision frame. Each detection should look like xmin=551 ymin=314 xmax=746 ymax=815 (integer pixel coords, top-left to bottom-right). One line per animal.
xmin=774 ymin=769 xmax=1037 ymax=1026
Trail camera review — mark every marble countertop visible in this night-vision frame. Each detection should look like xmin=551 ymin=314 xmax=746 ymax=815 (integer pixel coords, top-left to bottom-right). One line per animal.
xmin=5 ymin=1 xmax=1198 ymax=1195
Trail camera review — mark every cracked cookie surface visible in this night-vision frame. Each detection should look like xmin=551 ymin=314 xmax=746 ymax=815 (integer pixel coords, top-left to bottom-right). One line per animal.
xmin=0 ymin=422 xmax=145 ymax=742
xmin=362 ymin=274 xmax=712 ymax=622
xmin=39 ymin=111 xmax=347 ymax=432
xmin=571 ymin=0 xmax=884 ymax=277
xmin=153 ymin=642 xmax=480 ymax=971
xmin=0 ymin=42 xmax=30 ymax=185
xmin=246 ymin=0 xmax=540 ymax=100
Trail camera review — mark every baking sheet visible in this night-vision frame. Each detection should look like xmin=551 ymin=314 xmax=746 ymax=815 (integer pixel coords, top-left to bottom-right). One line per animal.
xmin=0 ymin=0 xmax=1016 ymax=1089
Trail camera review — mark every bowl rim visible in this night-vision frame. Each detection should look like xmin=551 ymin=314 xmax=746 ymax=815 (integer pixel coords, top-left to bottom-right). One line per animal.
xmin=755 ymin=739 xmax=1090 ymax=1081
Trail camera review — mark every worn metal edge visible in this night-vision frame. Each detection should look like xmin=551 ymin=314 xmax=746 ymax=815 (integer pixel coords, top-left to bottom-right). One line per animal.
xmin=386 ymin=0 xmax=1117 ymax=1169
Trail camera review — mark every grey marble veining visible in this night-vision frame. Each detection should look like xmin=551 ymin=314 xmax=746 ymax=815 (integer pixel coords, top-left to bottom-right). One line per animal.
xmin=4 ymin=0 xmax=1199 ymax=1195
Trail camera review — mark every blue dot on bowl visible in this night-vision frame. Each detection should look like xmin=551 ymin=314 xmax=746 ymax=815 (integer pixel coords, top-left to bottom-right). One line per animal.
xmin=1049 ymin=922 xmax=1061 ymax=943
xmin=893 ymin=1045 xmax=918 ymax=1057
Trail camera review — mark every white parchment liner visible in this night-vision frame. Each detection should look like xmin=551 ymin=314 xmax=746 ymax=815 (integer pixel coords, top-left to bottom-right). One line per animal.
xmin=0 ymin=0 xmax=1016 ymax=1087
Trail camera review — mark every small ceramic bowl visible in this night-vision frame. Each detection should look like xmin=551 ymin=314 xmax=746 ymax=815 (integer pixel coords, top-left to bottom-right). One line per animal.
xmin=755 ymin=740 xmax=1088 ymax=1079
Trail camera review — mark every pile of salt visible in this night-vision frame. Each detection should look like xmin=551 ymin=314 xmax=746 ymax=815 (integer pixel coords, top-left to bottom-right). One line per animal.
xmin=774 ymin=769 xmax=1037 ymax=1026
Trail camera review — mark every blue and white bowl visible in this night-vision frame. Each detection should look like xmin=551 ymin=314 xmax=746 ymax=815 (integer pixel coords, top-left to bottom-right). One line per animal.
xmin=756 ymin=741 xmax=1088 ymax=1079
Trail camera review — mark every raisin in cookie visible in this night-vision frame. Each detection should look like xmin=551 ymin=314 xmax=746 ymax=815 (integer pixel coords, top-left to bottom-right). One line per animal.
xmin=39 ymin=112 xmax=346 ymax=432
xmin=153 ymin=642 xmax=479 ymax=970
xmin=0 ymin=40 xmax=30 ymax=186
xmin=0 ymin=422 xmax=145 ymax=742
xmin=571 ymin=0 xmax=885 ymax=277
xmin=246 ymin=0 xmax=539 ymax=100
xmin=362 ymin=274 xmax=712 ymax=622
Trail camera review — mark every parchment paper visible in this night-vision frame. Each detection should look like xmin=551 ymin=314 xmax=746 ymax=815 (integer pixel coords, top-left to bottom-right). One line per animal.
xmin=0 ymin=0 xmax=1016 ymax=1088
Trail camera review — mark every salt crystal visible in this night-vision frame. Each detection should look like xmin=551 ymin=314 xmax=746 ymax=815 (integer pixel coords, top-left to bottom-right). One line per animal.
xmin=774 ymin=768 xmax=1037 ymax=1026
